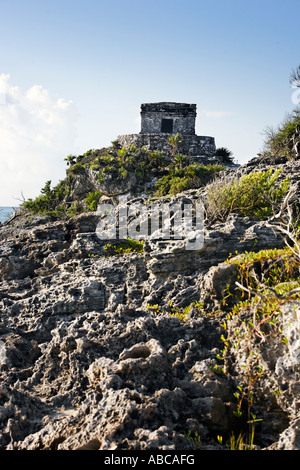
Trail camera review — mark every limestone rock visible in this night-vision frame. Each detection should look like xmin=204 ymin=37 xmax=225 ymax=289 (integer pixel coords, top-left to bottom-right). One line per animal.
xmin=0 ymin=158 xmax=299 ymax=450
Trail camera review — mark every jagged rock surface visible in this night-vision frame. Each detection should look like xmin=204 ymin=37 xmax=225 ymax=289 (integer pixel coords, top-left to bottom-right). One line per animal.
xmin=0 ymin=160 xmax=299 ymax=450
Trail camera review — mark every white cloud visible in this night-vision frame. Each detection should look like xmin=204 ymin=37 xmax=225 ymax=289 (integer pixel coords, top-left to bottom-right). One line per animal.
xmin=0 ymin=74 xmax=78 ymax=206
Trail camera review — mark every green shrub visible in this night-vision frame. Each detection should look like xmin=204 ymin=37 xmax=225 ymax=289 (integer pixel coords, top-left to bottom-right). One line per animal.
xmin=149 ymin=151 xmax=167 ymax=169
xmin=154 ymin=174 xmax=188 ymax=196
xmin=66 ymin=162 xmax=84 ymax=176
xmin=85 ymin=191 xmax=102 ymax=211
xmin=263 ymin=113 xmax=300 ymax=159
xmin=103 ymin=238 xmax=144 ymax=256
xmin=205 ymin=168 xmax=290 ymax=223
xmin=22 ymin=179 xmax=70 ymax=216
xmin=226 ymin=245 xmax=300 ymax=301
xmin=65 ymin=201 xmax=84 ymax=218
xmin=154 ymin=163 xmax=224 ymax=196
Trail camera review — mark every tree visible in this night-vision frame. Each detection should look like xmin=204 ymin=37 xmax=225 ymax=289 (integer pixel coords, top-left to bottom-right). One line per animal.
xmin=41 ymin=180 xmax=52 ymax=198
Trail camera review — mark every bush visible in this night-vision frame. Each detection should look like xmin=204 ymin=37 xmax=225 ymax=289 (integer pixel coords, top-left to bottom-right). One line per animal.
xmin=66 ymin=162 xmax=84 ymax=176
xmin=22 ymin=180 xmax=70 ymax=215
xmin=85 ymin=191 xmax=102 ymax=211
xmin=215 ymin=147 xmax=235 ymax=164
xmin=65 ymin=201 xmax=83 ymax=218
xmin=205 ymin=168 xmax=290 ymax=223
xmin=262 ymin=113 xmax=300 ymax=159
xmin=154 ymin=163 xmax=224 ymax=196
xmin=103 ymin=238 xmax=144 ymax=256
xmin=227 ymin=246 xmax=300 ymax=299
xmin=154 ymin=174 xmax=189 ymax=196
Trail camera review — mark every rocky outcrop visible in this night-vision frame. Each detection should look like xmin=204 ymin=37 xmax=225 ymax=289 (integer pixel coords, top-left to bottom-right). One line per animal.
xmin=0 ymin=160 xmax=299 ymax=451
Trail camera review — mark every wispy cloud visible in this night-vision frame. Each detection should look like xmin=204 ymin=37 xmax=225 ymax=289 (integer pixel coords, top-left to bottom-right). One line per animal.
xmin=0 ymin=74 xmax=78 ymax=205
xmin=201 ymin=110 xmax=236 ymax=119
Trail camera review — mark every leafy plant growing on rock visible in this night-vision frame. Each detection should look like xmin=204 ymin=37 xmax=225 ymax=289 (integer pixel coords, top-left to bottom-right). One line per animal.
xmin=204 ymin=167 xmax=289 ymax=224
xmin=85 ymin=191 xmax=102 ymax=211
xmin=147 ymin=301 xmax=205 ymax=321
xmin=103 ymin=238 xmax=144 ymax=256
xmin=217 ymin=187 xmax=300 ymax=445
xmin=154 ymin=163 xmax=224 ymax=196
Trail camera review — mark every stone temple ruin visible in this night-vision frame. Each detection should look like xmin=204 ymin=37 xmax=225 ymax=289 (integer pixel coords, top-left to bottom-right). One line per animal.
xmin=117 ymin=102 xmax=216 ymax=157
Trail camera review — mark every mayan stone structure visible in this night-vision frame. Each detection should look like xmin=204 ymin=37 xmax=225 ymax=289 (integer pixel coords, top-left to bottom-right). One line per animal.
xmin=118 ymin=102 xmax=216 ymax=156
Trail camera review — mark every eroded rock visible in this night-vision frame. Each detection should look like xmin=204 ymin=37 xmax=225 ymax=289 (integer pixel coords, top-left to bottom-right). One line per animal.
xmin=0 ymin=164 xmax=299 ymax=450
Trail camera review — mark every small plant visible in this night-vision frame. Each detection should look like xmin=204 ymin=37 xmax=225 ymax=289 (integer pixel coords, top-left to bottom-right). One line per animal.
xmin=217 ymin=190 xmax=300 ymax=448
xmin=216 ymin=413 xmax=261 ymax=450
xmin=85 ymin=191 xmax=102 ymax=211
xmin=66 ymin=162 xmax=84 ymax=176
xmin=65 ymin=201 xmax=83 ymax=218
xmin=103 ymin=238 xmax=144 ymax=256
xmin=111 ymin=139 xmax=121 ymax=150
xmin=184 ymin=430 xmax=201 ymax=447
xmin=168 ymin=133 xmax=183 ymax=156
xmin=229 ymin=429 xmax=254 ymax=451
xmin=146 ymin=300 xmax=205 ymax=321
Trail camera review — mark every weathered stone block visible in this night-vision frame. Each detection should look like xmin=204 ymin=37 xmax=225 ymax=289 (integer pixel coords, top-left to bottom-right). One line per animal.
xmin=117 ymin=102 xmax=216 ymax=157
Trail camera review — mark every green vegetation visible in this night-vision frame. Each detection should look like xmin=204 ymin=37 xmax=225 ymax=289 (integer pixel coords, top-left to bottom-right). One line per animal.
xmin=154 ymin=162 xmax=224 ymax=196
xmin=217 ymin=422 xmax=259 ymax=450
xmin=86 ymin=142 xmax=223 ymax=198
xmin=215 ymin=147 xmax=235 ymax=164
xmin=205 ymin=167 xmax=290 ymax=223
xmin=168 ymin=133 xmax=183 ymax=156
xmin=103 ymin=238 xmax=144 ymax=256
xmin=215 ymin=239 xmax=300 ymax=436
xmin=22 ymin=179 xmax=72 ymax=217
xmin=22 ymin=142 xmax=226 ymax=217
xmin=85 ymin=191 xmax=102 ymax=211
xmin=64 ymin=154 xmax=77 ymax=166
xmin=263 ymin=113 xmax=300 ymax=159
xmin=184 ymin=430 xmax=201 ymax=447
xmin=227 ymin=245 xmax=299 ymax=293
xmin=87 ymin=145 xmax=167 ymax=185
xmin=262 ymin=64 xmax=300 ymax=160
xmin=147 ymin=301 xmax=204 ymax=321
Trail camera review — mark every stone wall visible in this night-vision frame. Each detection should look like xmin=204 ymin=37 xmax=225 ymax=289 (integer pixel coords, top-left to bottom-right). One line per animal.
xmin=117 ymin=133 xmax=216 ymax=157
xmin=140 ymin=102 xmax=197 ymax=135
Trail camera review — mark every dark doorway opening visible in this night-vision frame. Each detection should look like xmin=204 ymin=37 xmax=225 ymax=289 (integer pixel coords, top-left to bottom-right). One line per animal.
xmin=161 ymin=118 xmax=174 ymax=133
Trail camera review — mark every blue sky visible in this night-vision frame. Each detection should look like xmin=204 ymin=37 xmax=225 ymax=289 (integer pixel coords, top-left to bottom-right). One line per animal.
xmin=0 ymin=0 xmax=299 ymax=205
